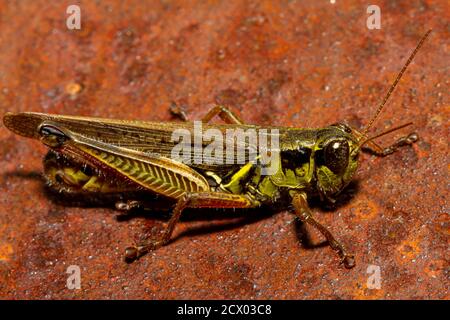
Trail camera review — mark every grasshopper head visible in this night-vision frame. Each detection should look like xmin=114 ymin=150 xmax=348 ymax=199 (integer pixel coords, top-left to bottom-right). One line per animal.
xmin=313 ymin=30 xmax=432 ymax=202
xmin=313 ymin=123 xmax=360 ymax=202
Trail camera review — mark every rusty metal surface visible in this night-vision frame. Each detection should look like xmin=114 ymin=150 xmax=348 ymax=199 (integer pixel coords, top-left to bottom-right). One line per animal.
xmin=0 ymin=0 xmax=448 ymax=299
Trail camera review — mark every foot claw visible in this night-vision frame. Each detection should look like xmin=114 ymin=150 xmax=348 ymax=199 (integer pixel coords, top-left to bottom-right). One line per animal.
xmin=116 ymin=200 xmax=141 ymax=211
xmin=406 ymin=133 xmax=419 ymax=143
xmin=124 ymin=241 xmax=165 ymax=263
xmin=124 ymin=246 xmax=140 ymax=263
xmin=341 ymin=254 xmax=355 ymax=269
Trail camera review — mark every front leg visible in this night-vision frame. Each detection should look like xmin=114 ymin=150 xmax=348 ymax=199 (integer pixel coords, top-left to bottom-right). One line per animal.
xmin=362 ymin=132 xmax=418 ymax=157
xmin=351 ymin=125 xmax=418 ymax=157
xmin=291 ymin=191 xmax=355 ymax=268
xmin=124 ymin=192 xmax=259 ymax=262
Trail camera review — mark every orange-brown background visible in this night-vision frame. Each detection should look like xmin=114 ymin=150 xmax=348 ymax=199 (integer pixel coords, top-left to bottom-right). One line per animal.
xmin=0 ymin=0 xmax=448 ymax=299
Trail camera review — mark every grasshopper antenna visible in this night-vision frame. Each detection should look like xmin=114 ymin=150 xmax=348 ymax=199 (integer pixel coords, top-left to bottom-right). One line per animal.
xmin=359 ymin=122 xmax=413 ymax=148
xmin=360 ymin=29 xmax=432 ymax=139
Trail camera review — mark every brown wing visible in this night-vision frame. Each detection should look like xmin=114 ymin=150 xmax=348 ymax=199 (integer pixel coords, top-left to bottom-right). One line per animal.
xmin=3 ymin=112 xmax=290 ymax=175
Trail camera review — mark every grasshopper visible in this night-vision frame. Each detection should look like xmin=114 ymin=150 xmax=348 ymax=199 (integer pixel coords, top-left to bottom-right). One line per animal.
xmin=3 ymin=30 xmax=430 ymax=268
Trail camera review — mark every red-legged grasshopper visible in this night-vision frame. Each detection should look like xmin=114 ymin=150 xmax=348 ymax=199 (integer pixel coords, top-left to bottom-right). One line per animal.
xmin=3 ymin=30 xmax=431 ymax=268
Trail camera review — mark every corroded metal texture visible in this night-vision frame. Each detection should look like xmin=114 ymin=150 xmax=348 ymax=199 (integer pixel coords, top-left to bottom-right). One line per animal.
xmin=0 ymin=0 xmax=448 ymax=299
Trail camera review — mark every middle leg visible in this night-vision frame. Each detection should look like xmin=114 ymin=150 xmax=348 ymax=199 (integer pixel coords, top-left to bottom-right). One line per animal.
xmin=201 ymin=105 xmax=245 ymax=124
xmin=170 ymin=103 xmax=245 ymax=124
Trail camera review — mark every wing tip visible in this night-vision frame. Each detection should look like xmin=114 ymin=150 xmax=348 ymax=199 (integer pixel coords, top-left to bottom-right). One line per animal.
xmin=3 ymin=112 xmax=45 ymax=139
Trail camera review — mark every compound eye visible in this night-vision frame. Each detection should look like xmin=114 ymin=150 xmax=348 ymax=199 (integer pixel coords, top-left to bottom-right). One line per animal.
xmin=39 ymin=125 xmax=68 ymax=147
xmin=324 ymin=140 xmax=349 ymax=174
